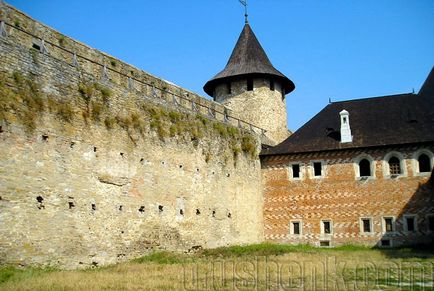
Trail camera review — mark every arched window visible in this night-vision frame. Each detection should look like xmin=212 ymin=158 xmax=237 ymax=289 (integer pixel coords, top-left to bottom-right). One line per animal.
xmin=359 ymin=159 xmax=371 ymax=177
xmin=418 ymin=154 xmax=431 ymax=173
xmin=388 ymin=156 xmax=401 ymax=175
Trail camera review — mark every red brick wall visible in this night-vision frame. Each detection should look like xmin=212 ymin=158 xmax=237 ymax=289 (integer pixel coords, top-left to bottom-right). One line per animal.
xmin=261 ymin=145 xmax=434 ymax=247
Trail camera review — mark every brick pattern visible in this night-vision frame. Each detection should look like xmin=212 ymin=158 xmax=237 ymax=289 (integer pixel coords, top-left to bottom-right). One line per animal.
xmin=261 ymin=146 xmax=434 ymax=247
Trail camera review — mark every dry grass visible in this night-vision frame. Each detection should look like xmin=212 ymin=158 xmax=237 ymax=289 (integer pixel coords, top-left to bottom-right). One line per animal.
xmin=1 ymin=244 xmax=433 ymax=290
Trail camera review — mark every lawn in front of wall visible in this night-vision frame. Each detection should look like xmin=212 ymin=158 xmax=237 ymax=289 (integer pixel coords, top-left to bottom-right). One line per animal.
xmin=1 ymin=243 xmax=433 ymax=290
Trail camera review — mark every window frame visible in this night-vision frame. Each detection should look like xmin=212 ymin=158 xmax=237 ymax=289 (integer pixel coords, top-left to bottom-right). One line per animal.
xmin=383 ymin=151 xmax=407 ymax=179
xmin=381 ymin=216 xmax=396 ymax=234
xmin=310 ymin=160 xmax=325 ymax=179
xmin=289 ymin=220 xmax=303 ymax=236
xmin=412 ymin=149 xmax=433 ymax=177
xmin=354 ymin=155 xmax=375 ymax=180
xmin=403 ymin=214 xmax=417 ymax=233
xmin=360 ymin=217 xmax=374 ymax=234
xmin=288 ymin=162 xmax=304 ymax=180
xmin=320 ymin=219 xmax=333 ymax=235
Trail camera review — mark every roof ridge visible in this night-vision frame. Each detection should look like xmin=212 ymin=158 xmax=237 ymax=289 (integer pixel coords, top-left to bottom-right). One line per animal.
xmin=330 ymin=92 xmax=415 ymax=104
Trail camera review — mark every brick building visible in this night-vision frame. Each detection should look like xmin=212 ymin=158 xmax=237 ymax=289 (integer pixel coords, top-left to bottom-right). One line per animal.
xmin=260 ymin=68 xmax=434 ymax=247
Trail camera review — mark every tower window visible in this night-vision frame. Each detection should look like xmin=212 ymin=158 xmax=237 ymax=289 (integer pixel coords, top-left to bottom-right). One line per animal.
xmin=226 ymin=82 xmax=231 ymax=94
xmin=418 ymin=153 xmax=431 ymax=173
xmin=247 ymin=78 xmax=253 ymax=91
xmin=359 ymin=159 xmax=371 ymax=177
xmin=388 ymin=156 xmax=401 ymax=175
xmin=270 ymin=79 xmax=275 ymax=91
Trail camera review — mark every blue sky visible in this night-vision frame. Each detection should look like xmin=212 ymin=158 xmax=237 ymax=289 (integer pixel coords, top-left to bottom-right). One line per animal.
xmin=7 ymin=0 xmax=434 ymax=131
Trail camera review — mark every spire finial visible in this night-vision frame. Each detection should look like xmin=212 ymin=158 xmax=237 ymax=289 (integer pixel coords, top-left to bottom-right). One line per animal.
xmin=239 ymin=0 xmax=248 ymax=23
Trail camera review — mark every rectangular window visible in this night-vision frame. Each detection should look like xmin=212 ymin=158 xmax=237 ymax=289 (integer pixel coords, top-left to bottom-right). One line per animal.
xmin=320 ymin=241 xmax=330 ymax=247
xmin=270 ymin=80 xmax=275 ymax=91
xmin=247 ymin=79 xmax=253 ymax=91
xmin=322 ymin=220 xmax=332 ymax=234
xmin=293 ymin=222 xmax=300 ymax=234
xmin=290 ymin=221 xmax=302 ymax=235
xmin=361 ymin=218 xmax=372 ymax=233
xmin=292 ymin=164 xmax=300 ymax=178
xmin=313 ymin=162 xmax=322 ymax=177
xmin=428 ymin=215 xmax=434 ymax=232
xmin=380 ymin=239 xmax=391 ymax=247
xmin=405 ymin=216 xmax=416 ymax=232
xmin=383 ymin=217 xmax=394 ymax=233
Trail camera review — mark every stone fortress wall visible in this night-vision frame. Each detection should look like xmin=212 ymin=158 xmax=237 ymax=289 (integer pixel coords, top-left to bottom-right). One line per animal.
xmin=0 ymin=4 xmax=264 ymax=269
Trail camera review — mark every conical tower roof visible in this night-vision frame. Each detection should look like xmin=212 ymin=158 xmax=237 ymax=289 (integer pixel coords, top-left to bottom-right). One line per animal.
xmin=204 ymin=23 xmax=295 ymax=97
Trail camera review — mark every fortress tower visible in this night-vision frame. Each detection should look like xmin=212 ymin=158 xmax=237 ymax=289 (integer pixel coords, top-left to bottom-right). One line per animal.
xmin=204 ymin=22 xmax=295 ymax=145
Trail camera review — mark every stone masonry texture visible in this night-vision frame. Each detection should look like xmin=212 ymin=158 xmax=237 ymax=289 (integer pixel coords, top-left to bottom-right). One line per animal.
xmin=0 ymin=4 xmax=263 ymax=269
xmin=215 ymin=78 xmax=290 ymax=145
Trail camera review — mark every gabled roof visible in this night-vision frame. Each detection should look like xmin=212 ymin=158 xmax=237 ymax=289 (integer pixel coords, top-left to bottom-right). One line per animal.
xmin=261 ymin=93 xmax=434 ymax=156
xmin=203 ymin=23 xmax=294 ymax=97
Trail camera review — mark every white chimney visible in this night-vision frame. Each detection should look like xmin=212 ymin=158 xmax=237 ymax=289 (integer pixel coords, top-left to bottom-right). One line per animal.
xmin=340 ymin=110 xmax=352 ymax=143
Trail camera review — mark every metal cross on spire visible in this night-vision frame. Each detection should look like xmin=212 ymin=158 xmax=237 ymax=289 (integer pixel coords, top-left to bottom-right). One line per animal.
xmin=239 ymin=0 xmax=248 ymax=23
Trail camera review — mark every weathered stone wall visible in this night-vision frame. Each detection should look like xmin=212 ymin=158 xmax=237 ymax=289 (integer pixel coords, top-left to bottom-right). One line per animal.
xmin=261 ymin=145 xmax=434 ymax=247
xmin=215 ymin=78 xmax=290 ymax=146
xmin=0 ymin=4 xmax=263 ymax=269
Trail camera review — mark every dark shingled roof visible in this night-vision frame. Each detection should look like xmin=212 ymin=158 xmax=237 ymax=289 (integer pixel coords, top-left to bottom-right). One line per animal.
xmin=262 ymin=91 xmax=434 ymax=156
xmin=203 ymin=23 xmax=294 ymax=97
xmin=262 ymin=68 xmax=434 ymax=156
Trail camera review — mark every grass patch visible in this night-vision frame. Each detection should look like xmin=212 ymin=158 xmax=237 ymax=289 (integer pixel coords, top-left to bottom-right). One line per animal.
xmin=0 ymin=266 xmax=55 ymax=284
xmin=1 ymin=245 xmax=433 ymax=290
xmin=133 ymin=252 xmax=186 ymax=265
xmin=202 ymin=242 xmax=317 ymax=257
